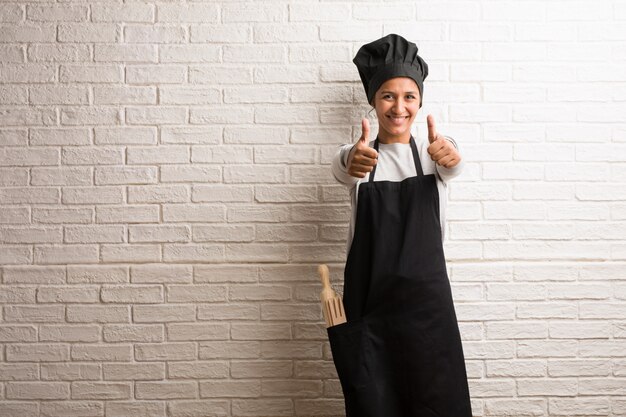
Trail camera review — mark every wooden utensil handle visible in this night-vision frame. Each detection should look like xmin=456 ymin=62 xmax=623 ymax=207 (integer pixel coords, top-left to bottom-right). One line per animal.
xmin=318 ymin=264 xmax=331 ymax=289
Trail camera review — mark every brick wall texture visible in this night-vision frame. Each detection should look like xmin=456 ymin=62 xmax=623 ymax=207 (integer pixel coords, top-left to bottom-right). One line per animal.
xmin=1 ymin=1 xmax=626 ymax=416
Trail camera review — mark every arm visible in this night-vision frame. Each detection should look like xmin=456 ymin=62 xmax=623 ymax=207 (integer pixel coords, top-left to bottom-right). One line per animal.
xmin=331 ymin=144 xmax=360 ymax=187
xmin=331 ymin=118 xmax=377 ymax=187
xmin=435 ymin=135 xmax=465 ymax=184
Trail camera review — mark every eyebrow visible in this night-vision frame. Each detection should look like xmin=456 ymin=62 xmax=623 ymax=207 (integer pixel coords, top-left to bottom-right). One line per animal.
xmin=380 ymin=90 xmax=418 ymax=94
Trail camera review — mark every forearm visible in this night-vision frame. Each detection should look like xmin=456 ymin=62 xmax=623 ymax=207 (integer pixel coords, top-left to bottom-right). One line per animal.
xmin=331 ymin=144 xmax=360 ymax=187
xmin=435 ymin=136 xmax=464 ymax=183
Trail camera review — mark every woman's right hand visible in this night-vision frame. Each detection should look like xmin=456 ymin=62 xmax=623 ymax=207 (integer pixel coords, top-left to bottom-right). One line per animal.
xmin=347 ymin=118 xmax=378 ymax=178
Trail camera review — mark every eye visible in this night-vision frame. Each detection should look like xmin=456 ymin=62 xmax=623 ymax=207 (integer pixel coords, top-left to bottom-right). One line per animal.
xmin=406 ymin=94 xmax=416 ymax=100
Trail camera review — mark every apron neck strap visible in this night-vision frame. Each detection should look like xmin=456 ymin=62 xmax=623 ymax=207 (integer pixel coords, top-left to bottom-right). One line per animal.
xmin=369 ymin=135 xmax=424 ymax=183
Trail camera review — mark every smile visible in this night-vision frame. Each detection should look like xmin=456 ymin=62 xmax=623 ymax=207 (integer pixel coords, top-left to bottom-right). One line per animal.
xmin=387 ymin=115 xmax=409 ymax=123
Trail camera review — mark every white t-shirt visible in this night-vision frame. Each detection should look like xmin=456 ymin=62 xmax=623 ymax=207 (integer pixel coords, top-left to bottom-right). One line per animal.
xmin=331 ymin=135 xmax=464 ymax=254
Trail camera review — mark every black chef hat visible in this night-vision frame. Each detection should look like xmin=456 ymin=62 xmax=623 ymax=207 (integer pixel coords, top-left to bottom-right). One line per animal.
xmin=353 ymin=33 xmax=429 ymax=108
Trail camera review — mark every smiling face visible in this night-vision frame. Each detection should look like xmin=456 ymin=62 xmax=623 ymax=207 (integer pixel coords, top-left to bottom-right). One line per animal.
xmin=371 ymin=77 xmax=421 ymax=144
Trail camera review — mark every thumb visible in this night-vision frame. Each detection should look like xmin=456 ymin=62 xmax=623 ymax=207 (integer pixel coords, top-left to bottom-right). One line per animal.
xmin=359 ymin=118 xmax=370 ymax=145
xmin=427 ymin=114 xmax=437 ymax=144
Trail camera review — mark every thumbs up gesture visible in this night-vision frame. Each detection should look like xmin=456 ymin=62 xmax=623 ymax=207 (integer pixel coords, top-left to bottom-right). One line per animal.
xmin=347 ymin=118 xmax=379 ymax=178
xmin=427 ymin=114 xmax=461 ymax=169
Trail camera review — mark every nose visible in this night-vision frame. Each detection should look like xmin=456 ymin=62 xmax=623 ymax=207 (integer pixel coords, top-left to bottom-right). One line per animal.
xmin=392 ymin=98 xmax=406 ymax=114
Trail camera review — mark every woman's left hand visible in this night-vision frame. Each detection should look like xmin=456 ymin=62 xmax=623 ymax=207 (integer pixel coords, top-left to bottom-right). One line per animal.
xmin=427 ymin=114 xmax=461 ymax=169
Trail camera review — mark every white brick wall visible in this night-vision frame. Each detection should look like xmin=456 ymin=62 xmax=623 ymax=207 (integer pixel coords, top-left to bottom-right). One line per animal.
xmin=1 ymin=1 xmax=625 ymax=416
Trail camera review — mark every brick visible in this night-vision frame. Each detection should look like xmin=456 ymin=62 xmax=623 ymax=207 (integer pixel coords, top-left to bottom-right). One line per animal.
xmin=133 ymin=305 xmax=195 ymax=323
xmin=0 ymin=147 xmax=60 ymax=166
xmin=549 ymin=398 xmax=609 ymax=416
xmin=259 ymin=265 xmax=318 ymax=283
xmin=168 ymin=401 xmax=229 ymax=417
xmin=135 ymin=343 xmax=196 ymax=361
xmin=168 ymin=362 xmax=229 ymax=379
xmin=34 ymin=245 xmax=99 ymax=264
xmin=94 ymin=166 xmax=157 ymax=185
xmin=126 ymin=65 xmax=185 ymax=84
xmin=0 ymin=326 xmax=37 ymax=342
xmin=41 ymin=364 xmax=101 ymax=381
xmin=67 ymin=265 xmax=128 ymax=284
xmin=126 ymin=107 xmax=187 ymax=124
xmin=199 ymin=342 xmax=260 ymax=359
xmin=192 ymin=145 xmax=253 ymax=164
xmin=167 ymin=284 xmax=227 ymax=303
xmin=37 ymin=286 xmax=99 ymax=303
xmin=0 ymin=363 xmax=38 ymax=381
xmin=4 ymin=305 xmax=64 ymax=323
xmin=163 ymin=204 xmax=226 ymax=222
xmin=194 ymin=265 xmax=258 ymax=283
xmin=39 ymin=325 xmax=100 ymax=343
xmin=103 ymin=363 xmax=164 ymax=380
xmin=105 ymin=402 xmax=165 ymax=417
xmin=129 ymin=225 xmax=190 ymax=243
xmin=128 ymin=185 xmax=189 ymax=203
xmin=485 ymin=399 xmax=546 ymax=416
xmin=192 ymin=225 xmax=254 ymax=243
xmin=96 ymin=206 xmax=159 ymax=224
xmin=95 ymin=44 xmax=157 ymax=63
xmin=71 ymin=344 xmax=132 ymax=361
xmin=231 ymin=399 xmax=293 ymax=416
xmin=200 ymin=380 xmax=261 ymax=398
xmin=231 ymin=360 xmax=292 ymax=378
xmin=95 ymin=127 xmax=156 ymax=145
xmin=161 ymin=166 xmax=221 ymax=183
xmin=231 ymin=323 xmax=291 ymax=341
xmin=486 ymin=322 xmax=548 ymax=339
xmin=0 ymin=286 xmax=35 ymax=304
xmin=0 ymin=403 xmax=38 ymax=417
xmin=136 ymin=381 xmax=197 ymax=400
xmin=71 ymin=382 xmax=131 ymax=400
xmin=518 ymin=341 xmax=578 ymax=358
xmin=92 ymin=4 xmax=154 ymax=22
xmin=228 ymin=205 xmax=290 ymax=223
xmin=193 ymin=185 xmax=253 ymax=203
xmin=124 ymin=25 xmax=186 ymax=43
xmin=198 ymin=304 xmax=259 ymax=321
xmin=0 ymin=245 xmax=32 ymax=265
xmin=163 ymin=244 xmax=225 ymax=262
xmin=100 ymin=244 xmax=161 ymax=263
xmin=486 ymin=360 xmax=547 ymax=378
xmin=67 ymin=306 xmax=129 ymax=323
xmin=40 ymin=401 xmax=103 ymax=417
xmin=261 ymin=341 xmax=323 ymax=359
xmin=30 ymin=128 xmax=91 ymax=146
xmin=0 ymin=226 xmax=62 ymax=244
xmin=64 ymin=225 xmax=125 ymax=243
xmin=548 ymin=360 xmax=610 ymax=377
xmin=103 ymin=325 xmax=164 ymax=343
xmin=62 ymin=187 xmax=124 ymax=204
xmin=549 ymin=321 xmax=608 ymax=338
xmin=7 ymin=382 xmax=70 ymax=400
xmin=3 ymin=265 xmax=65 ymax=284
xmin=6 ymin=344 xmax=69 ymax=362
xmin=167 ymin=323 xmax=229 ymax=341
xmin=131 ymin=264 xmax=193 ymax=283
xmin=33 ymin=208 xmax=93 ymax=224
xmin=101 ymin=285 xmax=163 ymax=303
xmin=0 ymin=167 xmax=28 ymax=186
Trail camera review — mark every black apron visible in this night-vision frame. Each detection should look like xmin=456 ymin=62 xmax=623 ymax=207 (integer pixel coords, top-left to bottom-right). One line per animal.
xmin=328 ymin=136 xmax=472 ymax=417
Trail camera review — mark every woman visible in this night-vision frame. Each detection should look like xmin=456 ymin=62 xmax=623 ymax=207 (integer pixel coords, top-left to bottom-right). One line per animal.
xmin=329 ymin=33 xmax=472 ymax=417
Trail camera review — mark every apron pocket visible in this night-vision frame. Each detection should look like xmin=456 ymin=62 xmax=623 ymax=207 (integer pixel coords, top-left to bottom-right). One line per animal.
xmin=327 ymin=318 xmax=372 ymax=392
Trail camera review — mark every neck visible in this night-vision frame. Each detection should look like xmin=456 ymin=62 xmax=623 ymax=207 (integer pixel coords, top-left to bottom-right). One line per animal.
xmin=377 ymin=130 xmax=411 ymax=144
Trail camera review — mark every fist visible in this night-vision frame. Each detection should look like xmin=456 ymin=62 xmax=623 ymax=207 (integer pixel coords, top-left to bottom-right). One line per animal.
xmin=347 ymin=118 xmax=379 ymax=178
xmin=427 ymin=114 xmax=461 ymax=168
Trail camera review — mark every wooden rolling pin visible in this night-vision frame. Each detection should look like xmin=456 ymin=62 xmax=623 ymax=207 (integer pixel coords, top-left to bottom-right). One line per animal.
xmin=318 ymin=264 xmax=347 ymax=328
